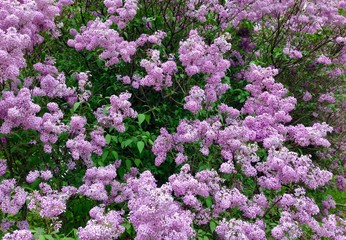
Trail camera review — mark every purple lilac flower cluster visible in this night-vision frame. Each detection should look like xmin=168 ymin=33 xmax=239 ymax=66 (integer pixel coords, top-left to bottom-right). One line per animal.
xmin=95 ymin=92 xmax=138 ymax=132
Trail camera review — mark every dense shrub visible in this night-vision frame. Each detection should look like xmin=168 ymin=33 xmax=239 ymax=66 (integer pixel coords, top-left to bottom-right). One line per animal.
xmin=0 ymin=0 xmax=345 ymax=239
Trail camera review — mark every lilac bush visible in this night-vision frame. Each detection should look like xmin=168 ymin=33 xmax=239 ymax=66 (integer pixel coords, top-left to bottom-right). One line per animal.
xmin=0 ymin=0 xmax=346 ymax=239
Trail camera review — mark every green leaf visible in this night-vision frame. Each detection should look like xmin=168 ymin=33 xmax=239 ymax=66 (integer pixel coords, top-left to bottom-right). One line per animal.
xmin=138 ymin=114 xmax=146 ymax=125
xmin=44 ymin=235 xmax=55 ymax=240
xmin=134 ymin=158 xmax=141 ymax=167
xmin=145 ymin=114 xmax=151 ymax=124
xmin=73 ymin=102 xmax=80 ymax=112
xmin=206 ymin=196 xmax=213 ymax=208
xmin=111 ymin=151 xmax=118 ymax=159
xmin=101 ymin=150 xmax=109 ymax=162
xmin=86 ymin=53 xmax=93 ymax=60
xmin=125 ymin=159 xmax=132 ymax=169
xmin=121 ymin=139 xmax=133 ymax=148
xmin=137 ymin=141 xmax=145 ymax=153
xmin=123 ymin=222 xmax=132 ymax=230
xmin=105 ymin=134 xmax=112 ymax=144
xmin=118 ymin=167 xmax=125 ymax=178
xmin=32 ymin=228 xmax=45 ymax=234
xmin=209 ymin=221 xmax=216 ymax=233
xmin=112 ymin=136 xmax=118 ymax=143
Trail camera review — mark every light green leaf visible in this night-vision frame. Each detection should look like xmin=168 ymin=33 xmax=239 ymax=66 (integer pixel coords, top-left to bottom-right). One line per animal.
xmin=138 ymin=114 xmax=145 ymax=125
xmin=105 ymin=134 xmax=111 ymax=144
xmin=137 ymin=141 xmax=145 ymax=153
xmin=210 ymin=221 xmax=216 ymax=233
xmin=73 ymin=102 xmax=80 ymax=112
xmin=44 ymin=235 xmax=55 ymax=240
